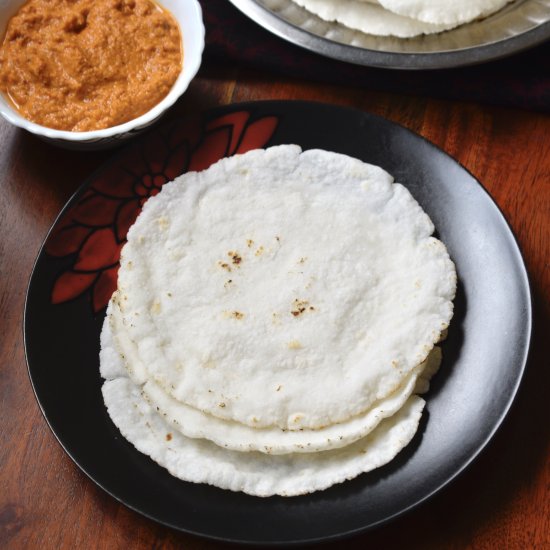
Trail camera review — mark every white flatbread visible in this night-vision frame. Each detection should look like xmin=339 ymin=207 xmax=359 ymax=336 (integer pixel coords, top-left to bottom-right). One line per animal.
xmin=116 ymin=145 xmax=456 ymax=430
xmin=102 ymin=307 xmax=440 ymax=453
xmin=375 ymin=0 xmax=513 ymax=25
xmin=102 ymin=373 xmax=425 ymax=497
xmin=290 ymin=0 xmax=457 ymax=37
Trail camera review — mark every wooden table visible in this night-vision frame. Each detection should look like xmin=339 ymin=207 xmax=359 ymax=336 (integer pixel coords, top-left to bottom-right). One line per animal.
xmin=1 ymin=65 xmax=548 ymax=549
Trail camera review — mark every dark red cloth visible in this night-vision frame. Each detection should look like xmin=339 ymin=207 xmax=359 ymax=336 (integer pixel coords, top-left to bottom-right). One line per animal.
xmin=200 ymin=0 xmax=550 ymax=112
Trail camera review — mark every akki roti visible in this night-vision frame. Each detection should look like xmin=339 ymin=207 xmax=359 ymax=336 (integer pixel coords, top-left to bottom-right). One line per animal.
xmin=289 ymin=0 xmax=515 ymax=37
xmin=100 ymin=145 xmax=457 ymax=497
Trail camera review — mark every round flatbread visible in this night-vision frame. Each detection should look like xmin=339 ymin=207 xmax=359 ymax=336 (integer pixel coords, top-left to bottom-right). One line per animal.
xmin=102 ymin=373 xmax=425 ymax=497
xmin=289 ymin=0 xmax=457 ymax=37
xmin=375 ymin=0 xmax=513 ymax=25
xmin=102 ymin=307 xmax=441 ymax=453
xmin=115 ymin=145 xmax=456 ymax=431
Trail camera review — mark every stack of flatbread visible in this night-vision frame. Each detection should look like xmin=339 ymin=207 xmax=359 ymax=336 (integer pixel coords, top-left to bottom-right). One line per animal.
xmin=100 ymin=145 xmax=457 ymax=497
xmin=289 ymin=0 xmax=515 ymax=37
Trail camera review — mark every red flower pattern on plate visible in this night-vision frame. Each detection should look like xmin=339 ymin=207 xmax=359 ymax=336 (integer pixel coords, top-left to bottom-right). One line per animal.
xmin=46 ymin=111 xmax=279 ymax=313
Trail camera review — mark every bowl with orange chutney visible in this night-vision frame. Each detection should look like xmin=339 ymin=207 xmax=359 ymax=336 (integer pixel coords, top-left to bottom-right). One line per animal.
xmin=0 ymin=0 xmax=204 ymax=149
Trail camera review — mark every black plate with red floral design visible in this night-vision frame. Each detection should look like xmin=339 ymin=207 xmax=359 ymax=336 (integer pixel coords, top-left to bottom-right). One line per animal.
xmin=24 ymin=101 xmax=531 ymax=545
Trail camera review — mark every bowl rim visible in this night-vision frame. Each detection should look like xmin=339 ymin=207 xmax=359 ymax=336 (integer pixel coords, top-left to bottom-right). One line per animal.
xmin=0 ymin=0 xmax=205 ymax=141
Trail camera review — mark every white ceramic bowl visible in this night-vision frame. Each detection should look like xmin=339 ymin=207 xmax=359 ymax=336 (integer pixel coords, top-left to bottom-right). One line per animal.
xmin=0 ymin=0 xmax=204 ymax=150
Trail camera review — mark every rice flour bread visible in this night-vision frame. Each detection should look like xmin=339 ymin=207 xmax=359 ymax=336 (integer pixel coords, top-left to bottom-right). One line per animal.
xmin=289 ymin=0 xmax=515 ymax=37
xmin=100 ymin=145 xmax=456 ymax=496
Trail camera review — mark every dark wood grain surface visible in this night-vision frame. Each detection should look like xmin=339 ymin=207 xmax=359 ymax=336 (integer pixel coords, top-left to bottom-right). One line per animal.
xmin=1 ymin=65 xmax=549 ymax=549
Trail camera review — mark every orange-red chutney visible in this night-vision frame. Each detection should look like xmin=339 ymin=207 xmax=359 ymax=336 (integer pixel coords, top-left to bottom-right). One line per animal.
xmin=0 ymin=0 xmax=182 ymax=131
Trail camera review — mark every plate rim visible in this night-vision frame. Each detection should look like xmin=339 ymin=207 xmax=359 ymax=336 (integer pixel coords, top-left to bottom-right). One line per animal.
xmin=227 ymin=0 xmax=550 ymax=69
xmin=23 ymin=100 xmax=533 ymax=545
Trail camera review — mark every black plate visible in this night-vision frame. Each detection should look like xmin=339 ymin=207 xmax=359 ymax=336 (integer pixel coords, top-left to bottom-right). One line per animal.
xmin=24 ymin=101 xmax=532 ymax=545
